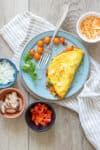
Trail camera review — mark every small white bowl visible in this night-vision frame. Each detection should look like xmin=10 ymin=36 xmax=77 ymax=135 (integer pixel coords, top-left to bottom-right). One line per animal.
xmin=76 ymin=11 xmax=100 ymax=43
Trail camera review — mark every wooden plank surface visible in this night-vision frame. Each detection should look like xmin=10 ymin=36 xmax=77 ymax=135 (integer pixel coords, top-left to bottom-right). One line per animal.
xmin=0 ymin=0 xmax=100 ymax=150
xmin=0 ymin=1 xmax=28 ymax=150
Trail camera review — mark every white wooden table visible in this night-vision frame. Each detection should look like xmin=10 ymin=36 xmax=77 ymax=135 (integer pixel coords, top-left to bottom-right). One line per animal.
xmin=0 ymin=0 xmax=100 ymax=150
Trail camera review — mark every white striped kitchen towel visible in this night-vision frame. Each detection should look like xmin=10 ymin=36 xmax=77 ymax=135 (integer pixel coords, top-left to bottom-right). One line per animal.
xmin=0 ymin=11 xmax=100 ymax=150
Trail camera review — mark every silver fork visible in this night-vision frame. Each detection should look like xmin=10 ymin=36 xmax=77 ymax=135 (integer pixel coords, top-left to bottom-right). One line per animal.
xmin=37 ymin=3 xmax=70 ymax=68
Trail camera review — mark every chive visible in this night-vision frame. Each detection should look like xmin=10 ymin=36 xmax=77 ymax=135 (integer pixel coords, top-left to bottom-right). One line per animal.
xmin=80 ymin=60 xmax=83 ymax=66
xmin=48 ymin=82 xmax=53 ymax=86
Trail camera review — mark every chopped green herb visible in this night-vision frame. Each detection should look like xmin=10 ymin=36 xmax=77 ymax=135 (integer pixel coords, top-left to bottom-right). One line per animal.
xmin=21 ymin=61 xmax=35 ymax=72
xmin=21 ymin=60 xmax=38 ymax=81
xmin=21 ymin=64 xmax=30 ymax=72
xmin=24 ymin=53 xmax=32 ymax=61
xmin=30 ymin=72 xmax=38 ymax=80
xmin=80 ymin=60 xmax=83 ymax=66
xmin=47 ymin=80 xmax=53 ymax=86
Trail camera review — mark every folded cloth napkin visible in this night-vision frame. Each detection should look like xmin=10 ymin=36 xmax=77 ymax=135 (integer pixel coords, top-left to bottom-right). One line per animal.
xmin=0 ymin=11 xmax=100 ymax=149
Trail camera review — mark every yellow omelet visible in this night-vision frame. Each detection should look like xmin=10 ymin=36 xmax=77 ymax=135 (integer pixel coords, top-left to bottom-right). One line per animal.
xmin=47 ymin=47 xmax=84 ymax=98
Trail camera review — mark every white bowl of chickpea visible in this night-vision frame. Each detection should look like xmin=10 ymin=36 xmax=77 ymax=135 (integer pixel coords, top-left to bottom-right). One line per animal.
xmin=76 ymin=11 xmax=100 ymax=43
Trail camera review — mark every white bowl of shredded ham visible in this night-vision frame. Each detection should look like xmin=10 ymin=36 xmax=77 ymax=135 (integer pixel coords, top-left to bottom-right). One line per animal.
xmin=76 ymin=11 xmax=100 ymax=43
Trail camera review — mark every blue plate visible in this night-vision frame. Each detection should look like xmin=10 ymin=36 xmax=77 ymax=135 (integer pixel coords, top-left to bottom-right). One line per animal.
xmin=20 ymin=31 xmax=90 ymax=100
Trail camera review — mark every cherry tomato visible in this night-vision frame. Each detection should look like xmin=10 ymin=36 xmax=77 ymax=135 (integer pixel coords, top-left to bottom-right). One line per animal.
xmin=29 ymin=49 xmax=35 ymax=56
xmin=37 ymin=40 xmax=44 ymax=47
xmin=63 ymin=41 xmax=67 ymax=46
xmin=44 ymin=36 xmax=51 ymax=44
xmin=60 ymin=37 xmax=67 ymax=46
xmin=53 ymin=37 xmax=60 ymax=45
xmin=67 ymin=46 xmax=74 ymax=51
xmin=33 ymin=52 xmax=41 ymax=60
xmin=30 ymin=103 xmax=52 ymax=127
xmin=37 ymin=47 xmax=43 ymax=54
xmin=60 ymin=37 xmax=65 ymax=44
xmin=49 ymin=86 xmax=55 ymax=93
xmin=46 ymin=69 xmax=48 ymax=76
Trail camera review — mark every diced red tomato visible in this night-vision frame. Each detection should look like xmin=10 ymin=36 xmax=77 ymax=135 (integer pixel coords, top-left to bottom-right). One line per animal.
xmin=30 ymin=103 xmax=52 ymax=127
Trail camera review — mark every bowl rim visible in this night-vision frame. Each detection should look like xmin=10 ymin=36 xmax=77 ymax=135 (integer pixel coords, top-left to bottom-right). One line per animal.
xmin=25 ymin=101 xmax=56 ymax=132
xmin=0 ymin=87 xmax=26 ymax=118
xmin=0 ymin=58 xmax=18 ymax=89
xmin=76 ymin=11 xmax=100 ymax=43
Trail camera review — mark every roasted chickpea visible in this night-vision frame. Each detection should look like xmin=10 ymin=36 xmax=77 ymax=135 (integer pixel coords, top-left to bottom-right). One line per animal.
xmin=67 ymin=46 xmax=74 ymax=51
xmin=33 ymin=52 xmax=41 ymax=60
xmin=53 ymin=37 xmax=60 ymax=45
xmin=37 ymin=40 xmax=44 ymax=47
xmin=37 ymin=47 xmax=43 ymax=54
xmin=60 ymin=37 xmax=65 ymax=44
xmin=63 ymin=41 xmax=67 ymax=46
xmin=44 ymin=36 xmax=51 ymax=44
xmin=49 ymin=86 xmax=55 ymax=93
xmin=46 ymin=69 xmax=48 ymax=76
xmin=29 ymin=49 xmax=35 ymax=56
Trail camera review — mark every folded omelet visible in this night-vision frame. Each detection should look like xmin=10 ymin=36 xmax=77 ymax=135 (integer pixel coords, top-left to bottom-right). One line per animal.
xmin=46 ymin=47 xmax=84 ymax=98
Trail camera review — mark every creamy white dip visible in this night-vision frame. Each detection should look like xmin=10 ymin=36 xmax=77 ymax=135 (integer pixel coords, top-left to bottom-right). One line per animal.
xmin=0 ymin=60 xmax=15 ymax=84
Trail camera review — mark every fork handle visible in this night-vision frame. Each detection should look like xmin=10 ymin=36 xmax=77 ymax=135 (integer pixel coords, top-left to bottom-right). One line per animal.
xmin=50 ymin=3 xmax=70 ymax=46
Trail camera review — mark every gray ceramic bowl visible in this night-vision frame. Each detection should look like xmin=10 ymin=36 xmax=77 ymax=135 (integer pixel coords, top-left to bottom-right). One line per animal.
xmin=25 ymin=102 xmax=56 ymax=132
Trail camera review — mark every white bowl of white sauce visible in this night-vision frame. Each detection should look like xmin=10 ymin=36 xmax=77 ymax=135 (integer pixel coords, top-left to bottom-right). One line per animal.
xmin=0 ymin=58 xmax=18 ymax=89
